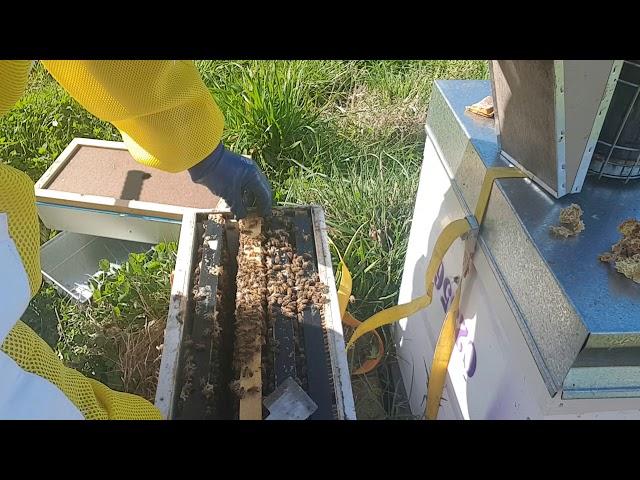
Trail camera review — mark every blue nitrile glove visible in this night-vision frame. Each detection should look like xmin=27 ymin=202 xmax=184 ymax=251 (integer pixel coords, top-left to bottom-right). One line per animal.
xmin=188 ymin=142 xmax=273 ymax=219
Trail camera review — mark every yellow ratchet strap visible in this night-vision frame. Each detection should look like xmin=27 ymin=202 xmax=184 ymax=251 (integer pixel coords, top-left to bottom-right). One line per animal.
xmin=336 ymin=249 xmax=384 ymax=375
xmin=343 ymin=166 xmax=526 ymax=419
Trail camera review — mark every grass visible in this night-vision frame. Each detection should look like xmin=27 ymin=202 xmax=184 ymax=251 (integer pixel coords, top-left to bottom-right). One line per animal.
xmin=8 ymin=60 xmax=489 ymax=418
xmin=0 ymin=72 xmax=119 ymax=180
xmin=56 ymin=243 xmax=177 ymax=401
xmin=21 ymin=243 xmax=177 ymax=403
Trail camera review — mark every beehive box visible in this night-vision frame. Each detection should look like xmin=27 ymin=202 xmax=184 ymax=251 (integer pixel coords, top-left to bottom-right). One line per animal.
xmin=35 ymin=138 xmax=223 ymax=244
xmin=36 ymin=138 xmax=355 ymax=419
xmin=154 ymin=208 xmax=356 ymax=420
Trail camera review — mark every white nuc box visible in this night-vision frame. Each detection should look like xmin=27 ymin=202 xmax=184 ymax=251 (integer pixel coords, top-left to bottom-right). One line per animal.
xmin=396 ymin=63 xmax=640 ymax=419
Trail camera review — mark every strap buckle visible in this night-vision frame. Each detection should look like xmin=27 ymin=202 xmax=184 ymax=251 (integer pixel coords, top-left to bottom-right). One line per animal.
xmin=461 ymin=215 xmax=479 ymax=278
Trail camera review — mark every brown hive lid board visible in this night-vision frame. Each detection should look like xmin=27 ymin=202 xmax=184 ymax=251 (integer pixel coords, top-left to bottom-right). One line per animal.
xmin=36 ymin=139 xmax=222 ymax=215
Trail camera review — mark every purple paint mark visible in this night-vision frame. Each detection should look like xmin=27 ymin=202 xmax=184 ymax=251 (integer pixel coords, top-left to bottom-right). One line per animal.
xmin=440 ymin=277 xmax=452 ymax=312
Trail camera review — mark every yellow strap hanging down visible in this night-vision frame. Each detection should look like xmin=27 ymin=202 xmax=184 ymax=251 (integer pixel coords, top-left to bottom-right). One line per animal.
xmin=345 ymin=218 xmax=473 ymax=349
xmin=345 ymin=166 xmax=526 ymax=420
xmin=426 ymin=284 xmax=461 ymax=420
xmin=336 ymin=250 xmax=384 ymax=375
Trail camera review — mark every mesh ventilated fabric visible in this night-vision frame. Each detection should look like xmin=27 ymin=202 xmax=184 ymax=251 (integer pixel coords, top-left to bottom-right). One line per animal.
xmin=1 ymin=321 xmax=162 ymax=419
xmin=42 ymin=60 xmax=225 ymax=172
xmin=0 ymin=170 xmax=162 ymax=419
xmin=0 ymin=61 xmax=199 ymax=419
xmin=0 ymin=165 xmax=42 ymax=296
xmin=0 ymin=61 xmax=31 ymax=115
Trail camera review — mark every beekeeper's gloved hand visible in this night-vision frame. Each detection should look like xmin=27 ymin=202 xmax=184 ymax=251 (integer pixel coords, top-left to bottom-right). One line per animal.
xmin=188 ymin=142 xmax=273 ymax=219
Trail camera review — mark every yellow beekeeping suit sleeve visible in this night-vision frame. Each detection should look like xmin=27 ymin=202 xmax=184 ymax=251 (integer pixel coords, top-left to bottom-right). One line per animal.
xmin=0 ymin=61 xmax=171 ymax=417
xmin=0 ymin=172 xmax=162 ymax=420
xmin=0 ymin=163 xmax=162 ymax=419
xmin=41 ymin=60 xmax=225 ymax=172
xmin=1 ymin=321 xmax=162 ymax=420
xmin=0 ymin=164 xmax=42 ymax=296
xmin=0 ymin=61 xmax=31 ymax=116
